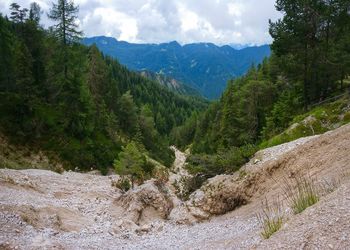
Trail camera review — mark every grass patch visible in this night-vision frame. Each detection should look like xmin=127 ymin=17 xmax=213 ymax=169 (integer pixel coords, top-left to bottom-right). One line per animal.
xmin=283 ymin=176 xmax=320 ymax=214
xmin=257 ymin=197 xmax=284 ymax=239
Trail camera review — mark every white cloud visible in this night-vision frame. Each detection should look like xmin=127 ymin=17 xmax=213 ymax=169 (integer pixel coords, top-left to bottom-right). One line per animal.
xmin=82 ymin=7 xmax=139 ymax=42
xmin=0 ymin=0 xmax=281 ymax=45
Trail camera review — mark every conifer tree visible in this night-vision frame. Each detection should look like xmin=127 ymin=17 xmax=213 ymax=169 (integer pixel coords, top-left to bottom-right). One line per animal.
xmin=10 ymin=3 xmax=28 ymax=23
xmin=29 ymin=2 xmax=42 ymax=24
xmin=48 ymin=0 xmax=82 ymax=79
xmin=118 ymin=91 xmax=139 ymax=137
xmin=114 ymin=142 xmax=146 ymax=188
xmin=48 ymin=0 xmax=82 ymax=46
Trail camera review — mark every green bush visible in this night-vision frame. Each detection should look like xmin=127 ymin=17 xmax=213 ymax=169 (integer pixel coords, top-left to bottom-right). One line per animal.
xmin=186 ymin=144 xmax=256 ymax=178
xmin=343 ymin=112 xmax=350 ymax=123
xmin=114 ymin=142 xmax=147 ymax=187
xmin=112 ymin=176 xmax=131 ymax=192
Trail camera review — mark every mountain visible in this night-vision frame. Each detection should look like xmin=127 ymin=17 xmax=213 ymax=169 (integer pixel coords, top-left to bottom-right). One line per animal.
xmin=82 ymin=36 xmax=271 ymax=99
xmin=139 ymin=71 xmax=202 ymax=97
xmin=0 ymin=15 xmax=208 ymax=172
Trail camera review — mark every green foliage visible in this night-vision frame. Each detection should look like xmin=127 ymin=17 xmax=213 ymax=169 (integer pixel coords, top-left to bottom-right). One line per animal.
xmin=173 ymin=1 xmax=350 ymax=175
xmin=186 ymin=144 xmax=257 ymax=177
xmin=112 ymin=176 xmax=132 ymax=192
xmin=118 ymin=91 xmax=139 ymax=137
xmin=188 ymin=60 xmax=278 ymax=154
xmin=0 ymin=3 xmax=206 ymax=172
xmin=283 ymin=176 xmax=320 ymax=214
xmin=260 ymin=97 xmax=350 ymax=149
xmin=174 ymin=175 xmax=207 ymax=201
xmin=113 ymin=141 xmax=158 ymax=187
xmin=48 ymin=0 xmax=82 ymax=45
xmin=270 ymin=0 xmax=350 ymax=105
xmin=239 ymin=144 xmax=258 ymax=160
xmin=262 ymin=86 xmax=304 ymax=139
xmin=257 ymin=198 xmax=284 ymax=239
xmin=170 ymin=112 xmax=199 ymax=150
xmin=114 ymin=142 xmax=147 ymax=186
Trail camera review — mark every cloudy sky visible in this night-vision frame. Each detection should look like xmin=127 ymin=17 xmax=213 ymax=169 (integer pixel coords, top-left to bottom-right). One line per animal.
xmin=0 ymin=0 xmax=281 ymax=45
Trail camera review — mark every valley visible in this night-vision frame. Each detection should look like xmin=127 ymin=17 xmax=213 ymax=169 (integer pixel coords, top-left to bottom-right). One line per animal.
xmin=83 ymin=36 xmax=271 ymax=99
xmin=1 ymin=0 xmax=350 ymax=249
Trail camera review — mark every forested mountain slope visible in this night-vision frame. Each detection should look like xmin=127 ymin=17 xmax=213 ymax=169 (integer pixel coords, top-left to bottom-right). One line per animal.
xmin=172 ymin=0 xmax=350 ymax=179
xmin=139 ymin=71 xmax=202 ymax=97
xmin=83 ymin=36 xmax=271 ymax=99
xmin=0 ymin=7 xmax=206 ymax=173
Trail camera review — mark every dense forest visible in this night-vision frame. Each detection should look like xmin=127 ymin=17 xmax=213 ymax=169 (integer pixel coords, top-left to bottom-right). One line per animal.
xmin=0 ymin=1 xmax=207 ymax=174
xmin=171 ymin=0 xmax=350 ymax=177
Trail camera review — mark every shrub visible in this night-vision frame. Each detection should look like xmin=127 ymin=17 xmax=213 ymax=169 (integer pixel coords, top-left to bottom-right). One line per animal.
xmin=174 ymin=175 xmax=207 ymax=201
xmin=186 ymin=145 xmax=256 ymax=178
xmin=343 ymin=111 xmax=350 ymax=123
xmin=215 ymin=147 xmax=245 ymax=173
xmin=112 ymin=176 xmax=131 ymax=192
xmin=114 ymin=142 xmax=147 ymax=187
xmin=239 ymin=144 xmax=258 ymax=160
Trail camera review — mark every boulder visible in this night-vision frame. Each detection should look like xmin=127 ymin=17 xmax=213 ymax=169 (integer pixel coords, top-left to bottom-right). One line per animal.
xmin=116 ymin=180 xmax=173 ymax=226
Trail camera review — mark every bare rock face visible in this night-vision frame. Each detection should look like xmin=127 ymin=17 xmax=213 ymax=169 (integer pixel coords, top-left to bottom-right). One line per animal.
xmin=185 ymin=132 xmax=323 ymax=219
xmin=116 ymin=180 xmax=173 ymax=226
xmin=168 ymin=202 xmax=196 ymax=224
xmin=186 ymin=174 xmax=250 ymax=218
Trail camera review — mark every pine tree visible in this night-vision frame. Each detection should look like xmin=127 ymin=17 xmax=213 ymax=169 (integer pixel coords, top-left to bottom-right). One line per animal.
xmin=29 ymin=2 xmax=42 ymax=24
xmin=10 ymin=3 xmax=28 ymax=23
xmin=114 ymin=142 xmax=146 ymax=188
xmin=0 ymin=15 xmax=14 ymax=91
xmin=48 ymin=0 xmax=82 ymax=45
xmin=48 ymin=0 xmax=82 ymax=79
xmin=118 ymin=91 xmax=139 ymax=137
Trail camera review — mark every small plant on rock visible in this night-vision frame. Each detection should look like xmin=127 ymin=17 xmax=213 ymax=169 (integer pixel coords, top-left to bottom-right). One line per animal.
xmin=112 ymin=176 xmax=131 ymax=192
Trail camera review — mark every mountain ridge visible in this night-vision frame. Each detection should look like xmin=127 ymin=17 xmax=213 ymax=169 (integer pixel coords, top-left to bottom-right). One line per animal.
xmin=83 ymin=36 xmax=271 ymax=99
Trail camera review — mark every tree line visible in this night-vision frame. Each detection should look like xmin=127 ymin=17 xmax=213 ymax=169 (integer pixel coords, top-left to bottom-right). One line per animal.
xmin=171 ymin=0 xmax=350 ymax=177
xmin=0 ymin=1 xmax=207 ymax=174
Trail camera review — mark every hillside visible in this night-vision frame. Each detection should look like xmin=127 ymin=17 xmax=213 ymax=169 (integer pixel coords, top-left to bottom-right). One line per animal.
xmin=1 ymin=124 xmax=349 ymax=249
xmin=0 ymin=13 xmax=207 ymax=173
xmin=83 ymin=36 xmax=271 ymax=99
xmin=139 ymin=71 xmax=202 ymax=97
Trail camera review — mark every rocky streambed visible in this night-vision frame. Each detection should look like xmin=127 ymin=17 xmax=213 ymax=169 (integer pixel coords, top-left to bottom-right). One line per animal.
xmin=1 ymin=125 xmax=350 ymax=249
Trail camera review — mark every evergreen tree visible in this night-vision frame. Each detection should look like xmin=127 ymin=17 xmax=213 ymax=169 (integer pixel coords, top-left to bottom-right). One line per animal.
xmin=114 ymin=142 xmax=147 ymax=187
xmin=270 ymin=0 xmax=350 ymax=105
xmin=48 ymin=0 xmax=82 ymax=79
xmin=48 ymin=0 xmax=82 ymax=45
xmin=118 ymin=91 xmax=139 ymax=138
xmin=29 ymin=2 xmax=42 ymax=24
xmin=10 ymin=3 xmax=28 ymax=23
xmin=0 ymin=15 xmax=14 ymax=91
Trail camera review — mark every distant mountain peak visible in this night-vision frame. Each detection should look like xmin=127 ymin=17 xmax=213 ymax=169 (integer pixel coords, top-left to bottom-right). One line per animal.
xmin=83 ymin=36 xmax=271 ymax=99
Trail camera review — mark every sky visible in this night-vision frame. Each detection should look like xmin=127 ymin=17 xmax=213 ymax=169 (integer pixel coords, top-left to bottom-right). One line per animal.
xmin=0 ymin=0 xmax=282 ymax=45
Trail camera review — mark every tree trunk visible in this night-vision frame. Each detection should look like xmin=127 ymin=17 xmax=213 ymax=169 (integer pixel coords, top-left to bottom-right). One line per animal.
xmin=303 ymin=42 xmax=309 ymax=109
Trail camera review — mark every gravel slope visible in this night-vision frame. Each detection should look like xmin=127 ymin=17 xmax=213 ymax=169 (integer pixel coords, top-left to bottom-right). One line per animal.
xmin=1 ymin=125 xmax=350 ymax=249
